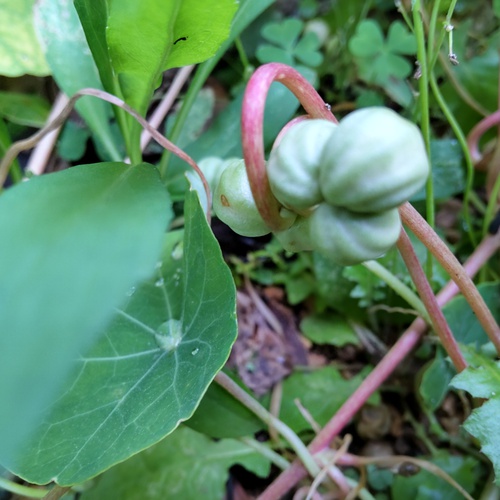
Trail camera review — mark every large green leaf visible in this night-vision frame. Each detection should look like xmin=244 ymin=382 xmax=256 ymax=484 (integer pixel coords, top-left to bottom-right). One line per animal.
xmin=8 ymin=190 xmax=237 ymax=486
xmin=81 ymin=426 xmax=270 ymax=500
xmin=0 ymin=0 xmax=49 ymax=76
xmin=34 ymin=0 xmax=121 ymax=161
xmin=164 ymin=0 xmax=239 ymax=71
xmin=105 ymin=0 xmax=237 ymax=115
xmin=0 ymin=162 xmax=170 ymax=464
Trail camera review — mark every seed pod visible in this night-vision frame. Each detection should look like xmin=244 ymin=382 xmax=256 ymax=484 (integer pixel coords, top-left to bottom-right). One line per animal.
xmin=320 ymin=107 xmax=429 ymax=213
xmin=274 ymin=215 xmax=315 ymax=252
xmin=213 ymin=159 xmax=273 ymax=237
xmin=309 ymin=203 xmax=401 ymax=266
xmin=267 ymin=119 xmax=338 ymax=212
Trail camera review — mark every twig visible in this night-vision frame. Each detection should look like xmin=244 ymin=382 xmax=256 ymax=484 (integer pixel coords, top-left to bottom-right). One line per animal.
xmin=140 ymin=65 xmax=195 ymax=151
xmin=25 ymin=93 xmax=69 ymax=176
xmin=0 ymin=88 xmax=211 ymax=221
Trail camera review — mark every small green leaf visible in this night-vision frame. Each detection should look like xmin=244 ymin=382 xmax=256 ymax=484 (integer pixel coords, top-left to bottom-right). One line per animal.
xmin=0 ymin=162 xmax=171 ymax=464
xmin=385 ymin=21 xmax=417 ymax=55
xmin=278 ymin=366 xmax=378 ymax=433
xmin=443 ymin=283 xmax=500 ymax=347
xmin=256 ymin=44 xmax=296 ymax=66
xmin=418 ymin=349 xmax=455 ymax=411
xmin=0 ymin=0 xmax=49 ymax=76
xmin=349 ymin=19 xmax=416 ymax=87
xmin=81 ymin=427 xmax=271 ymax=500
xmin=451 ymin=349 xmax=500 ymax=399
xmin=294 ymin=32 xmax=323 ymax=67
xmin=451 ymin=349 xmax=500 ymax=484
xmin=261 ymin=18 xmax=303 ymax=51
xmin=8 ymin=190 xmax=237 ymax=485
xmin=344 ymin=265 xmax=387 ymax=308
xmin=301 ymin=313 xmax=359 ymax=347
xmin=186 ymin=375 xmax=264 ymax=439
xmin=348 ymin=20 xmax=385 ymax=58
xmin=0 ymin=92 xmax=50 ymax=127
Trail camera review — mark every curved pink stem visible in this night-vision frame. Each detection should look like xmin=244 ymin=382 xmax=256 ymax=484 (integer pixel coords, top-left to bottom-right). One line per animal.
xmin=241 ymin=63 xmax=337 ymax=231
xmin=467 ymin=109 xmax=500 ymax=163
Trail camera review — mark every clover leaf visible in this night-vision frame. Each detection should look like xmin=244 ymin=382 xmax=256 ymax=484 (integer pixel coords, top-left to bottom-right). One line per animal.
xmin=349 ymin=19 xmax=416 ymax=86
xmin=257 ymin=18 xmax=323 ymax=68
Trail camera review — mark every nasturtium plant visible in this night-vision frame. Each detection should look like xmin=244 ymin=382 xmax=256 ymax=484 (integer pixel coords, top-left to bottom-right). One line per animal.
xmin=0 ymin=162 xmax=171 ymax=463
xmin=6 ymin=191 xmax=238 ymax=485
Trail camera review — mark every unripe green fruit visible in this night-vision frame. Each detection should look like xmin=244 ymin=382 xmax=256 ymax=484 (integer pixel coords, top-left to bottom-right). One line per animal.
xmin=267 ymin=119 xmax=338 ymax=212
xmin=198 ymin=156 xmax=240 ymax=193
xmin=309 ymin=203 xmax=401 ymax=266
xmin=213 ymin=159 xmax=272 ymax=237
xmin=319 ymin=107 xmax=429 ymax=213
xmin=274 ymin=216 xmax=315 ymax=253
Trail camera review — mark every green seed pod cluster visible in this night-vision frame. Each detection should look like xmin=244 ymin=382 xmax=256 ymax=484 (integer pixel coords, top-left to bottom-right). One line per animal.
xmin=271 ymin=107 xmax=429 ymax=264
xmin=212 ymin=107 xmax=429 ymax=266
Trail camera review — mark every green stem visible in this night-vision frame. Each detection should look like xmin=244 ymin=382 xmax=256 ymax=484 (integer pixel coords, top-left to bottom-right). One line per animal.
xmin=235 ymin=37 xmax=252 ymax=73
xmin=0 ymin=477 xmax=48 ymax=498
xmin=240 ymin=437 xmax=290 ymax=470
xmin=362 ymin=259 xmax=429 ymax=320
xmin=413 ymin=0 xmax=434 ymax=278
xmin=426 ymin=0 xmax=443 ymax=71
xmin=215 ymin=372 xmax=321 ymax=478
xmin=429 ymin=73 xmax=476 ymax=244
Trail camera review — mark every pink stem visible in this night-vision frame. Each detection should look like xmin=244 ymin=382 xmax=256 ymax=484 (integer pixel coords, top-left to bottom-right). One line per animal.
xmin=241 ymin=63 xmax=337 ymax=231
xmin=258 ymin=229 xmax=500 ymax=500
xmin=467 ymin=109 xmax=500 ymax=163
xmin=400 ymin=202 xmax=500 ymax=353
xmin=397 ymin=229 xmax=467 ymax=372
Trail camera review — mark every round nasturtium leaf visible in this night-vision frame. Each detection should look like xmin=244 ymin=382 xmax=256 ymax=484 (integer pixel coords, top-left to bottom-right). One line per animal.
xmin=7 ymin=190 xmax=238 ymax=486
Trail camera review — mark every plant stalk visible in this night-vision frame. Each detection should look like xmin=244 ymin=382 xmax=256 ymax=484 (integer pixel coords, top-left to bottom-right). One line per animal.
xmin=396 ymin=229 xmax=467 ymax=372
xmin=241 ymin=63 xmax=337 ymax=232
xmin=400 ymin=202 xmax=500 ymax=352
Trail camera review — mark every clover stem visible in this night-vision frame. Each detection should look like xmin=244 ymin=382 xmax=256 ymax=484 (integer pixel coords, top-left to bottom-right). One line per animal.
xmin=400 ymin=202 xmax=500 ymax=353
xmin=396 ymin=229 xmax=467 ymax=372
xmin=241 ymin=63 xmax=337 ymax=232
